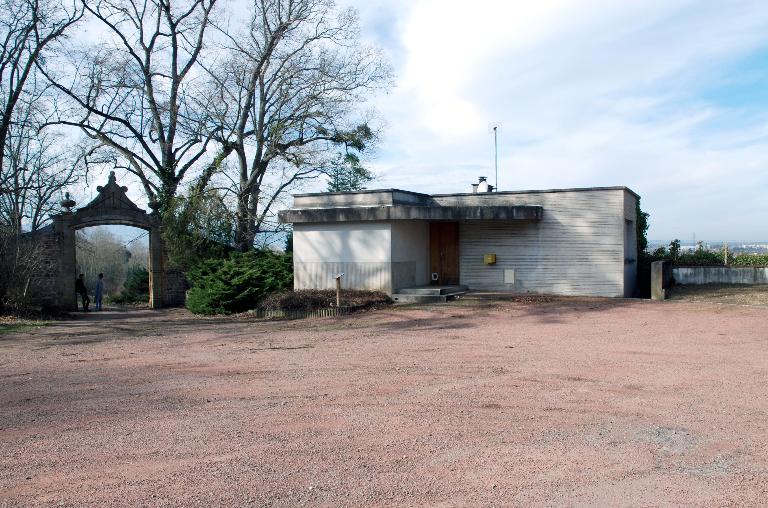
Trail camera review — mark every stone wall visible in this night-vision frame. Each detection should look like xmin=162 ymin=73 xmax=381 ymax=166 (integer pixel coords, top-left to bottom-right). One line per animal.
xmin=17 ymin=227 xmax=62 ymax=309
xmin=163 ymin=266 xmax=187 ymax=307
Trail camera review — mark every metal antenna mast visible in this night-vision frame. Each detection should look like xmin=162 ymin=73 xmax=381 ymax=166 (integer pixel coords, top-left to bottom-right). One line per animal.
xmin=493 ymin=126 xmax=498 ymax=191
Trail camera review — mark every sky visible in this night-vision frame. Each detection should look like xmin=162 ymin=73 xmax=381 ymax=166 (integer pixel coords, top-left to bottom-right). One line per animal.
xmin=337 ymin=0 xmax=768 ymax=242
xmin=72 ymin=0 xmax=768 ymax=243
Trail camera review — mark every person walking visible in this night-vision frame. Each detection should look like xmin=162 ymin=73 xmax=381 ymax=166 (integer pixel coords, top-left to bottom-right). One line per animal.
xmin=95 ymin=273 xmax=104 ymax=311
xmin=75 ymin=273 xmax=90 ymax=312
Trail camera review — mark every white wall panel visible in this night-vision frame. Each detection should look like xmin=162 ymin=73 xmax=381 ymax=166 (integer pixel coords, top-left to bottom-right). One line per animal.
xmin=294 ymin=261 xmax=391 ymax=292
xmin=391 ymin=221 xmax=429 ymax=290
xmin=293 ymin=222 xmax=392 ymax=292
xmin=293 ymin=223 xmax=391 ymax=262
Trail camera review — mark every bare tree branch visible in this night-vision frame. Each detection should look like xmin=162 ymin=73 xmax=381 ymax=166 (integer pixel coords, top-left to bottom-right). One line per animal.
xmin=1 ymin=72 xmax=82 ymax=232
xmin=40 ymin=0 xmax=219 ymax=207
xmin=202 ymin=0 xmax=392 ymax=250
xmin=0 ymin=0 xmax=83 ymax=178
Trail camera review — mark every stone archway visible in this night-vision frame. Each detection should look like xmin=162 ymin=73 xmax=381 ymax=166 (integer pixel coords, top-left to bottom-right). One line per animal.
xmin=44 ymin=172 xmax=178 ymax=310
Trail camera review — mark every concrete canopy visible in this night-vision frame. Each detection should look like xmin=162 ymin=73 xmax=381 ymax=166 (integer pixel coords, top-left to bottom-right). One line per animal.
xmin=278 ymin=189 xmax=543 ymax=224
xmin=279 ymin=204 xmax=543 ymax=223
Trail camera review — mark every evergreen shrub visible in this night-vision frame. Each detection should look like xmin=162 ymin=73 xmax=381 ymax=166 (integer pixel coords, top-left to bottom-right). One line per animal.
xmin=730 ymin=254 xmax=768 ymax=267
xmin=186 ymin=250 xmax=292 ymax=315
xmin=108 ymin=266 xmax=149 ymax=304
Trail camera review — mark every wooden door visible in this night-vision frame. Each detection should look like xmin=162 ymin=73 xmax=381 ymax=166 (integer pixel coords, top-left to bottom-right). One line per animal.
xmin=429 ymin=222 xmax=459 ymax=285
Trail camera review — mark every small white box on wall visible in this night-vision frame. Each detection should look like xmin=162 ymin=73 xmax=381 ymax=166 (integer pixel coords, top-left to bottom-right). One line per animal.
xmin=504 ymin=269 xmax=515 ymax=284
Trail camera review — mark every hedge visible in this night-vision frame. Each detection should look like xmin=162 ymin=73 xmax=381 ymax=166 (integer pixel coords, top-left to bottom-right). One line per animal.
xmin=730 ymin=254 xmax=768 ymax=267
xmin=645 ymin=249 xmax=768 ymax=267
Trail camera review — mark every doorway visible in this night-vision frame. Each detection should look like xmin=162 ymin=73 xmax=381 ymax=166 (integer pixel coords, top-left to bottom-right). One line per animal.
xmin=75 ymin=225 xmax=150 ymax=310
xmin=429 ymin=222 xmax=459 ymax=285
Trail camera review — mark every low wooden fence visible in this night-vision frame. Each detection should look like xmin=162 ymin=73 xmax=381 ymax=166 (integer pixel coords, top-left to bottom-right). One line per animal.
xmin=249 ymin=306 xmax=364 ymax=320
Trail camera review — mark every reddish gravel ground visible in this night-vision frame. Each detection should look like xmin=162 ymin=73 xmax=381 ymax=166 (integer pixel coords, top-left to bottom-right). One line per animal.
xmin=1 ymin=297 xmax=768 ymax=506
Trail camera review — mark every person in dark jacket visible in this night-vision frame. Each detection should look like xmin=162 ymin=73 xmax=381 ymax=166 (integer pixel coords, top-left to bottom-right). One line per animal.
xmin=75 ymin=273 xmax=90 ymax=312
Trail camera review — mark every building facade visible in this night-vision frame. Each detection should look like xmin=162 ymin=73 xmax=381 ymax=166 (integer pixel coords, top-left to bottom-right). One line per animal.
xmin=278 ymin=184 xmax=639 ymax=298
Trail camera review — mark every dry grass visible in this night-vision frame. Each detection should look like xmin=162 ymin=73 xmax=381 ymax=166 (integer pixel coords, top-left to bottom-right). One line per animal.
xmin=0 ymin=315 xmax=47 ymax=334
xmin=668 ymin=284 xmax=768 ymax=306
xmin=258 ymin=289 xmax=392 ymax=311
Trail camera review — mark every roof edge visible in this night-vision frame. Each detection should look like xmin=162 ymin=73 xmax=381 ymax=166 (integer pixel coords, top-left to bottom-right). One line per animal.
xmin=431 ymin=186 xmax=640 ymax=199
xmin=293 ymin=186 xmax=640 ymax=200
xmin=292 ymin=188 xmax=432 ymax=198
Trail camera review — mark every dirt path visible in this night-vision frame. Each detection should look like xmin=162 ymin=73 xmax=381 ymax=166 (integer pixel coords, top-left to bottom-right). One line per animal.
xmin=1 ymin=299 xmax=767 ymax=506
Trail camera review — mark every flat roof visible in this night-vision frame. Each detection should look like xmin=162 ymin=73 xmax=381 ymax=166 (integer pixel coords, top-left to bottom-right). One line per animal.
xmin=293 ymin=186 xmax=640 ymax=199
xmin=292 ymin=188 xmax=430 ymax=198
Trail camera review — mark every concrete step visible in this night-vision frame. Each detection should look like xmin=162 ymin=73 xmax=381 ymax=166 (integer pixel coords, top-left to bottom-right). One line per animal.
xmin=395 ymin=285 xmax=468 ymax=296
xmin=391 ymin=289 xmax=467 ymax=304
xmin=391 ymin=293 xmax=449 ymax=304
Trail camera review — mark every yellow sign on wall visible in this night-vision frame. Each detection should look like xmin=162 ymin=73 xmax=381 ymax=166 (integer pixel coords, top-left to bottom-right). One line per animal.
xmin=484 ymin=253 xmax=497 ymax=265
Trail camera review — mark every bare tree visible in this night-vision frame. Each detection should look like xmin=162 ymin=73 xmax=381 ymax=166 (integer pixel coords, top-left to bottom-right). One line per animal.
xmin=1 ymin=73 xmax=79 ymax=232
xmin=0 ymin=0 xmax=83 ymax=307
xmin=0 ymin=73 xmax=80 ymax=310
xmin=40 ymin=0 xmax=219 ymax=208
xmin=0 ymin=0 xmax=82 ymax=178
xmin=0 ymin=224 xmax=48 ymax=309
xmin=204 ymin=0 xmax=391 ymax=250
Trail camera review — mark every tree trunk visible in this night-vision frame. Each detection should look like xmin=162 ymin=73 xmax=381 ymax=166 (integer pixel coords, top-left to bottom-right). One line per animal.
xmin=234 ymin=192 xmax=251 ymax=252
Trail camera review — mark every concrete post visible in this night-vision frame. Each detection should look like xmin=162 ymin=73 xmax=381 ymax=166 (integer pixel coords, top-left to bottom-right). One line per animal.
xmin=651 ymin=260 xmax=672 ymax=301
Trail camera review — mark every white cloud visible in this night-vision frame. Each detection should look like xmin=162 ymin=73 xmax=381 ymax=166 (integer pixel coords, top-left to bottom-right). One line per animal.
xmin=348 ymin=0 xmax=768 ymax=240
xmin=397 ymin=0 xmax=580 ymax=137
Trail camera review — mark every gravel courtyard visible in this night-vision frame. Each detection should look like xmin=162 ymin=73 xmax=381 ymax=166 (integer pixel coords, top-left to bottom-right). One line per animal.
xmin=1 ymin=297 xmax=767 ymax=506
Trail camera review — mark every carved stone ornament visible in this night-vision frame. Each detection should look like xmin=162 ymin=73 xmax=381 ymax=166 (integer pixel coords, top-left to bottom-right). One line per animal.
xmin=80 ymin=171 xmax=143 ymax=213
xmin=60 ymin=192 xmax=76 ymax=212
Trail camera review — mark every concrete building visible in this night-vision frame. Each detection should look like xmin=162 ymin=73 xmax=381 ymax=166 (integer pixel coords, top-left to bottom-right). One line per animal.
xmin=278 ymin=180 xmax=639 ymax=300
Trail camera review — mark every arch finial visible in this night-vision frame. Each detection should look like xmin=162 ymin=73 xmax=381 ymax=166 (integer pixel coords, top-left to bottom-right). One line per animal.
xmin=60 ymin=192 xmax=76 ymax=211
